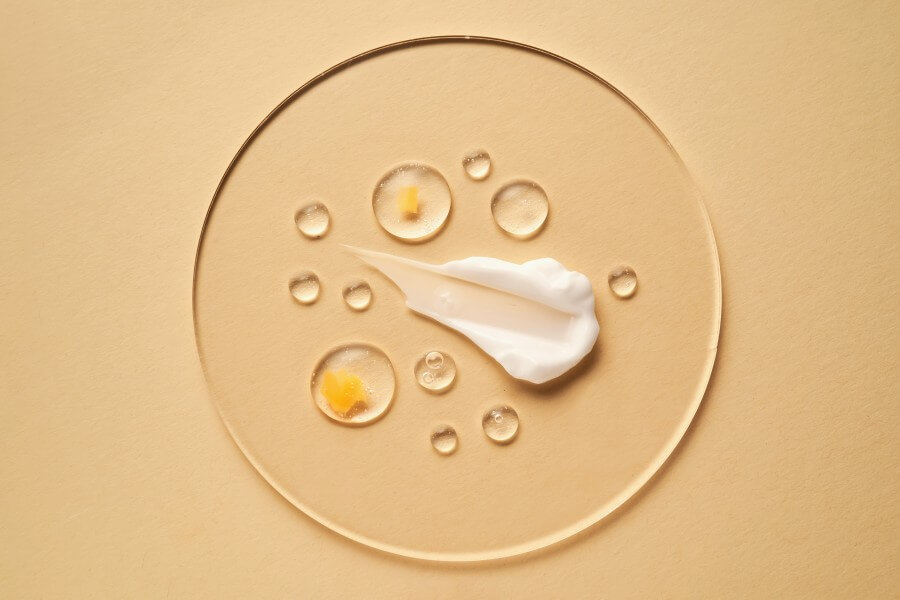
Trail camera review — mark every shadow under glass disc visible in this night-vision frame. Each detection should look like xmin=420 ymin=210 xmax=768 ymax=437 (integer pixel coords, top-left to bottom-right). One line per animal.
xmin=193 ymin=37 xmax=721 ymax=562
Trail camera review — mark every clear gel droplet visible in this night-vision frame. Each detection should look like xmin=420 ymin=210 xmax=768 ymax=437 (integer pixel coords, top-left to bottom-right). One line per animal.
xmin=289 ymin=272 xmax=320 ymax=304
xmin=415 ymin=351 xmax=456 ymax=393
xmin=295 ymin=202 xmax=330 ymax=238
xmin=342 ymin=280 xmax=372 ymax=311
xmin=310 ymin=343 xmax=395 ymax=426
xmin=462 ymin=150 xmax=492 ymax=180
xmin=431 ymin=426 xmax=458 ymax=456
xmin=608 ymin=265 xmax=638 ymax=299
xmin=372 ymin=162 xmax=452 ymax=242
xmin=491 ymin=180 xmax=549 ymax=239
xmin=482 ymin=405 xmax=519 ymax=444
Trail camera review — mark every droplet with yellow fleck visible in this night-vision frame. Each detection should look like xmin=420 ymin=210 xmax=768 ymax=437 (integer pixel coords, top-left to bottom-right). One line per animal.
xmin=321 ymin=369 xmax=368 ymax=415
xmin=397 ymin=186 xmax=418 ymax=215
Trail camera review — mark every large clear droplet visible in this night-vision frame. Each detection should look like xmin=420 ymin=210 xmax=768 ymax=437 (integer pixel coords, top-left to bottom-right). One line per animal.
xmin=482 ymin=405 xmax=519 ymax=444
xmin=310 ymin=343 xmax=395 ymax=426
xmin=289 ymin=271 xmax=320 ymax=304
xmin=491 ymin=180 xmax=549 ymax=239
xmin=295 ymin=202 xmax=330 ymax=239
xmin=372 ymin=162 xmax=452 ymax=242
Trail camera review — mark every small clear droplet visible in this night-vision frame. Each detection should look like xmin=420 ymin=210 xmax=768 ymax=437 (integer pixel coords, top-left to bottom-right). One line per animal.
xmin=608 ymin=265 xmax=638 ymax=299
xmin=289 ymin=272 xmax=320 ymax=304
xmin=342 ymin=280 xmax=372 ymax=311
xmin=431 ymin=426 xmax=458 ymax=456
xmin=491 ymin=180 xmax=549 ymax=239
xmin=372 ymin=162 xmax=452 ymax=242
xmin=482 ymin=405 xmax=519 ymax=444
xmin=415 ymin=351 xmax=456 ymax=393
xmin=295 ymin=202 xmax=330 ymax=238
xmin=310 ymin=343 xmax=395 ymax=426
xmin=462 ymin=150 xmax=492 ymax=181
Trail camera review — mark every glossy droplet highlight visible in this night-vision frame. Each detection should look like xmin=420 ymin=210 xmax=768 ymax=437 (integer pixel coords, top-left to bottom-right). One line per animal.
xmin=342 ymin=280 xmax=372 ymax=311
xmin=415 ymin=351 xmax=457 ymax=393
xmin=295 ymin=202 xmax=330 ymax=238
xmin=373 ymin=163 xmax=452 ymax=242
xmin=482 ymin=405 xmax=519 ymax=444
xmin=425 ymin=351 xmax=443 ymax=369
xmin=491 ymin=180 xmax=549 ymax=239
xmin=289 ymin=272 xmax=320 ymax=304
xmin=608 ymin=265 xmax=638 ymax=299
xmin=462 ymin=150 xmax=492 ymax=181
xmin=430 ymin=426 xmax=458 ymax=456
xmin=310 ymin=344 xmax=395 ymax=426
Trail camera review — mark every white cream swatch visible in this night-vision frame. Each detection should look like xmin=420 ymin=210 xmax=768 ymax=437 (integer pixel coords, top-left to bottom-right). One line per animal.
xmin=346 ymin=246 xmax=599 ymax=384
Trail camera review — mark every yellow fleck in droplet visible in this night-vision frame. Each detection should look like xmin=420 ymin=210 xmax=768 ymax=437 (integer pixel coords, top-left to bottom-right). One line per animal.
xmin=321 ymin=369 xmax=367 ymax=414
xmin=397 ymin=186 xmax=418 ymax=215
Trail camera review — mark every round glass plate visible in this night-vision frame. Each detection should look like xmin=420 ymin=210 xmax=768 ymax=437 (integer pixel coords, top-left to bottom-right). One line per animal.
xmin=193 ymin=36 xmax=721 ymax=561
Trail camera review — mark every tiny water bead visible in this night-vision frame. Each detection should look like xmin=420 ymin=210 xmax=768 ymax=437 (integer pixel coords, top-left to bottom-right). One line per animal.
xmin=415 ymin=351 xmax=457 ymax=393
xmin=430 ymin=426 xmax=458 ymax=456
xmin=491 ymin=180 xmax=549 ymax=239
xmin=289 ymin=271 xmax=320 ymax=304
xmin=608 ymin=265 xmax=638 ymax=299
xmin=342 ymin=280 xmax=372 ymax=311
xmin=372 ymin=162 xmax=452 ymax=242
xmin=310 ymin=344 xmax=395 ymax=426
xmin=482 ymin=405 xmax=520 ymax=444
xmin=295 ymin=202 xmax=330 ymax=238
xmin=462 ymin=150 xmax=492 ymax=181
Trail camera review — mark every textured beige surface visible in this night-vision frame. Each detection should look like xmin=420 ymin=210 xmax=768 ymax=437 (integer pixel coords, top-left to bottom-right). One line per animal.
xmin=1 ymin=1 xmax=898 ymax=597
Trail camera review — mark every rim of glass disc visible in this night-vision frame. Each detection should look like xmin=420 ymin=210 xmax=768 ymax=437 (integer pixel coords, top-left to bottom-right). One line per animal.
xmin=192 ymin=35 xmax=722 ymax=563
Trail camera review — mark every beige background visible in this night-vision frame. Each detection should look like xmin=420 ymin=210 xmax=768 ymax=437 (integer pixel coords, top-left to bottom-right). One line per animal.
xmin=1 ymin=1 xmax=897 ymax=597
